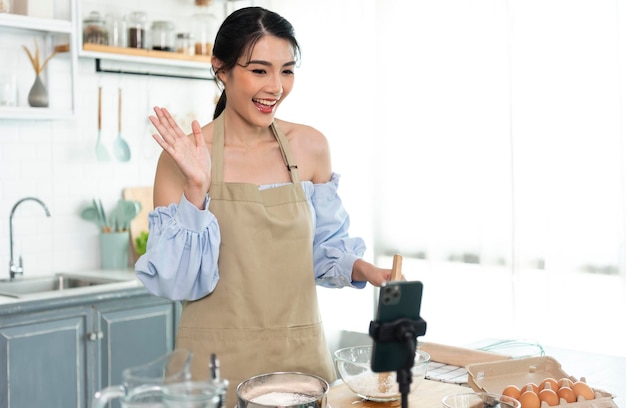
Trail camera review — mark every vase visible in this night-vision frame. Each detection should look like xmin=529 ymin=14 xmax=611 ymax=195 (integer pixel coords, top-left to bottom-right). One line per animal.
xmin=28 ymin=74 xmax=49 ymax=108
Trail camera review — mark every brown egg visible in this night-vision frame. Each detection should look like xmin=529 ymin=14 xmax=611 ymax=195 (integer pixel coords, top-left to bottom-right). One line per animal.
xmin=539 ymin=378 xmax=559 ymax=393
xmin=503 ymin=384 xmax=522 ymax=400
xmin=559 ymin=378 xmax=574 ymax=389
xmin=557 ymin=384 xmax=577 ymax=403
xmin=538 ymin=383 xmax=559 ymax=406
xmin=518 ymin=386 xmax=541 ymax=408
xmin=524 ymin=383 xmax=540 ymax=395
xmin=572 ymin=381 xmax=595 ymax=400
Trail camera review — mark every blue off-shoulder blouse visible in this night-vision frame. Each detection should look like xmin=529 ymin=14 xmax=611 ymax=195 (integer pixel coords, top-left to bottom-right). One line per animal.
xmin=135 ymin=173 xmax=367 ymax=301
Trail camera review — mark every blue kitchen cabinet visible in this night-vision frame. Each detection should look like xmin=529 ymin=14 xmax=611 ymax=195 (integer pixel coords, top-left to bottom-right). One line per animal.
xmin=0 ymin=289 xmax=181 ymax=408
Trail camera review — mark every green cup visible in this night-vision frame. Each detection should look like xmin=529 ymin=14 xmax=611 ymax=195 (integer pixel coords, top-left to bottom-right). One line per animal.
xmin=100 ymin=231 xmax=129 ymax=270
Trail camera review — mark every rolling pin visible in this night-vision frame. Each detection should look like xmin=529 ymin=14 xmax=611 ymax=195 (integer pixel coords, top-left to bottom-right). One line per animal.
xmin=378 ymin=254 xmax=403 ymax=393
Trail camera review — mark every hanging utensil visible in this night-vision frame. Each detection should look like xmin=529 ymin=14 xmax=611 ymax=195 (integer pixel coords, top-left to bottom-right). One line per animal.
xmin=95 ymin=86 xmax=111 ymax=161
xmin=113 ymin=87 xmax=131 ymax=162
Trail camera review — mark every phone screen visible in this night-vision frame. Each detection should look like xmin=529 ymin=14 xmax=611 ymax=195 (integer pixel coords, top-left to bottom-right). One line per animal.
xmin=370 ymin=280 xmax=424 ymax=373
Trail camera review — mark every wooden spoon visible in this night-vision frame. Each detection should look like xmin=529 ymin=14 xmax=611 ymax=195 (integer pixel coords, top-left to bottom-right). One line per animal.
xmin=378 ymin=254 xmax=403 ymax=394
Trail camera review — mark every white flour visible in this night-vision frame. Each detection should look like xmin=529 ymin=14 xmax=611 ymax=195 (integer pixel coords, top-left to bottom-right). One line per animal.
xmin=250 ymin=392 xmax=316 ymax=406
xmin=347 ymin=371 xmax=399 ymax=397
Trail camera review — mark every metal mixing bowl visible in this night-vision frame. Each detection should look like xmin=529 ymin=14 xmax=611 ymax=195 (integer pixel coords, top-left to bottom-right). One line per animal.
xmin=237 ymin=372 xmax=329 ymax=408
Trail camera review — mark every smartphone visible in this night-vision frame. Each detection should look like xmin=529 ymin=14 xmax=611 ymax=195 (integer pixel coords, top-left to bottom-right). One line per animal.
xmin=370 ymin=280 xmax=425 ymax=373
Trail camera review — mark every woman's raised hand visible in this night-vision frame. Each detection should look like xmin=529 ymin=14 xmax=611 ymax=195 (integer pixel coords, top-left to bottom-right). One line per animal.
xmin=149 ymin=107 xmax=211 ymax=202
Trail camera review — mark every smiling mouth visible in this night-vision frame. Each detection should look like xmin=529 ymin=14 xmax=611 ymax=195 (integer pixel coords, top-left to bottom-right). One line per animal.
xmin=253 ymin=98 xmax=278 ymax=113
xmin=253 ymin=98 xmax=278 ymax=106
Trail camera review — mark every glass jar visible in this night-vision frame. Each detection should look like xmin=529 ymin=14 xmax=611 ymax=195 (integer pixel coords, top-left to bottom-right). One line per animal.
xmin=83 ymin=11 xmax=109 ymax=45
xmin=176 ymin=33 xmax=195 ymax=55
xmin=106 ymin=13 xmax=127 ymax=47
xmin=191 ymin=10 xmax=219 ymax=56
xmin=127 ymin=11 xmax=147 ymax=49
xmin=151 ymin=21 xmax=175 ymax=51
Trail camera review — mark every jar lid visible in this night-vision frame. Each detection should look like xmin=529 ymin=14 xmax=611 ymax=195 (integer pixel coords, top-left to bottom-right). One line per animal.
xmin=152 ymin=20 xmax=175 ymax=29
xmin=83 ymin=11 xmax=105 ymax=24
xmin=128 ymin=11 xmax=147 ymax=22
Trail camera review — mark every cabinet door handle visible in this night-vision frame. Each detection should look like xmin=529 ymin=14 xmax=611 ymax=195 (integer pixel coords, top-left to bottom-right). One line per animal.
xmin=87 ymin=331 xmax=104 ymax=341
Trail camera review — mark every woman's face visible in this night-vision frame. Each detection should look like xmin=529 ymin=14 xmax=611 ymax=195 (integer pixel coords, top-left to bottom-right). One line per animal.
xmin=223 ymin=35 xmax=296 ymax=127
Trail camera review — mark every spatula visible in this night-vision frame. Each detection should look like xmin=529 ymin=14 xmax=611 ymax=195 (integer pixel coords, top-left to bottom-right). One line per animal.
xmin=378 ymin=254 xmax=403 ymax=393
xmin=95 ymin=86 xmax=111 ymax=161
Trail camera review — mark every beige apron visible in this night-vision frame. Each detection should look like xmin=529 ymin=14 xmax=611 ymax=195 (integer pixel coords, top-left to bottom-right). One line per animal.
xmin=175 ymin=113 xmax=336 ymax=408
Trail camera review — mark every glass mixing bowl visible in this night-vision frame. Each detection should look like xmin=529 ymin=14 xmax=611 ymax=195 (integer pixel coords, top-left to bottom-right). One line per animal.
xmin=334 ymin=345 xmax=430 ymax=402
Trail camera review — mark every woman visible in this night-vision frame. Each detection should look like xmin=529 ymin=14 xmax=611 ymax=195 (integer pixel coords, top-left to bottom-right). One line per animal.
xmin=135 ymin=6 xmax=393 ymax=406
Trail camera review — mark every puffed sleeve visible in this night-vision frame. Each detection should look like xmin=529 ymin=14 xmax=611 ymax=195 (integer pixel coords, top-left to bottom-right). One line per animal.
xmin=134 ymin=193 xmax=221 ymax=301
xmin=310 ymin=173 xmax=367 ymax=289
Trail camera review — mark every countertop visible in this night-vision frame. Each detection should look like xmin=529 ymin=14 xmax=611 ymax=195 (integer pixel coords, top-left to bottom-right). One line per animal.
xmin=328 ymin=379 xmax=471 ymax=408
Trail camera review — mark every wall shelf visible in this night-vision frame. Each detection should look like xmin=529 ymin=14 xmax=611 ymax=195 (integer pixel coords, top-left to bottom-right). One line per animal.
xmin=0 ymin=6 xmax=78 ymax=120
xmin=0 ymin=106 xmax=75 ymax=121
xmin=74 ymin=1 xmax=215 ymax=81
xmin=79 ymin=44 xmax=215 ymax=80
xmin=0 ymin=12 xmax=72 ymax=33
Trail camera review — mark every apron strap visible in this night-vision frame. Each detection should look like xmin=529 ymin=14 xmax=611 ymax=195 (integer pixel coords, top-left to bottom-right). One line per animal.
xmin=271 ymin=122 xmax=301 ymax=184
xmin=211 ymin=113 xmax=300 ymax=184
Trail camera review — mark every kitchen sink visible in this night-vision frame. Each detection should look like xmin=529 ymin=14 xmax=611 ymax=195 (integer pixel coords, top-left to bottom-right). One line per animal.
xmin=0 ymin=273 xmax=124 ymax=298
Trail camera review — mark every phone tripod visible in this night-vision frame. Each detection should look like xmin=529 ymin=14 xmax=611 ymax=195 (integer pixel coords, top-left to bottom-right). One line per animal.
xmin=369 ymin=317 xmax=427 ymax=408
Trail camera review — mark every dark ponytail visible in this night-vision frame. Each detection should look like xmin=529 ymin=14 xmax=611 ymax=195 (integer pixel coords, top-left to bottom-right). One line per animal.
xmin=211 ymin=6 xmax=300 ymax=119
xmin=213 ymin=91 xmax=227 ymax=119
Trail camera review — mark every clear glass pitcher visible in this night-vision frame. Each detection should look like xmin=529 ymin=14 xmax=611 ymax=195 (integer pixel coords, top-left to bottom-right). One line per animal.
xmin=91 ymin=349 xmax=194 ymax=407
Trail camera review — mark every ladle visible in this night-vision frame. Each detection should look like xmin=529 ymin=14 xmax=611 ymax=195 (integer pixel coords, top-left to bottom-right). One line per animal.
xmin=113 ymin=87 xmax=131 ymax=162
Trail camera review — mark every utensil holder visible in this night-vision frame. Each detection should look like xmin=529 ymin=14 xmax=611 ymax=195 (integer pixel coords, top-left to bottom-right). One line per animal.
xmin=100 ymin=231 xmax=129 ymax=270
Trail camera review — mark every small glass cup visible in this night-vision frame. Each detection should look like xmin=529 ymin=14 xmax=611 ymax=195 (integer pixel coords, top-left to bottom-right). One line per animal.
xmin=0 ymin=73 xmax=18 ymax=107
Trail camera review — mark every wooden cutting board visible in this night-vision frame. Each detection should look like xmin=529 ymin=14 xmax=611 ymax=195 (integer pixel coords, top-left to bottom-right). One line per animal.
xmin=122 ymin=186 xmax=153 ymax=262
xmin=328 ymin=379 xmax=472 ymax=408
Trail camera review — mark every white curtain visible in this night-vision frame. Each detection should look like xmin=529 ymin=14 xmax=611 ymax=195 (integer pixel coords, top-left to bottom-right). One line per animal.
xmin=375 ymin=0 xmax=626 ymax=356
xmin=267 ymin=0 xmax=626 ymax=357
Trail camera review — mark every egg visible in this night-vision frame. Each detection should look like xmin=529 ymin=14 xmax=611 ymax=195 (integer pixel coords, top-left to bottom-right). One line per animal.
xmin=538 ymin=383 xmax=559 ymax=406
xmin=572 ymin=381 xmax=595 ymax=400
xmin=557 ymin=384 xmax=577 ymax=403
xmin=523 ymin=383 xmax=540 ymax=395
xmin=539 ymin=378 xmax=559 ymax=394
xmin=518 ymin=386 xmax=541 ymax=408
xmin=503 ymin=384 xmax=522 ymax=400
xmin=559 ymin=378 xmax=574 ymax=389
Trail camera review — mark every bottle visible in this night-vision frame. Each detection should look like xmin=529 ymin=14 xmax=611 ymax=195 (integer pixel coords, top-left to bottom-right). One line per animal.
xmin=127 ymin=11 xmax=147 ymax=49
xmin=176 ymin=33 xmax=195 ymax=55
xmin=151 ymin=21 xmax=175 ymax=52
xmin=191 ymin=0 xmax=219 ymax=56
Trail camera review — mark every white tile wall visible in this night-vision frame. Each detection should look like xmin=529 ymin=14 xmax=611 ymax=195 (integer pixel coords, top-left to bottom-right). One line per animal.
xmin=0 ymin=56 xmax=218 ymax=278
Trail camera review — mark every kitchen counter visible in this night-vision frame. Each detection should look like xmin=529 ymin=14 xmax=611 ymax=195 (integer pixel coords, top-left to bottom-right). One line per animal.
xmin=328 ymin=379 xmax=471 ymax=408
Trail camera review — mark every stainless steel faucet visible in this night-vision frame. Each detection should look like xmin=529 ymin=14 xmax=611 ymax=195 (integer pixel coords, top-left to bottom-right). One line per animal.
xmin=9 ymin=197 xmax=51 ymax=280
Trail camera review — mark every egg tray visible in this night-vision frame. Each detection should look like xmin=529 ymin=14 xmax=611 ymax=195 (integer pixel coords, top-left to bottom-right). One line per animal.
xmin=465 ymin=356 xmax=617 ymax=408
